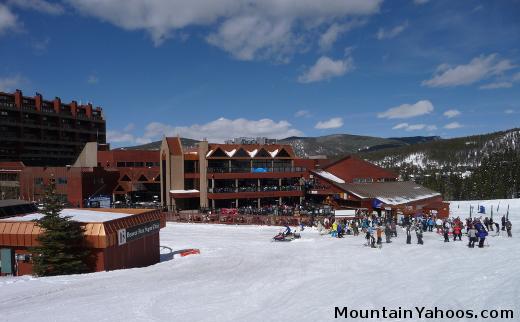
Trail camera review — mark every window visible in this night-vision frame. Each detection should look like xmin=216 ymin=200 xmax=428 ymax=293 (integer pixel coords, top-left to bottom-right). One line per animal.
xmin=135 ymin=162 xmax=144 ymax=167
xmin=116 ymin=162 xmax=125 ymax=167
xmin=57 ymin=177 xmax=67 ymax=184
xmin=34 ymin=177 xmax=44 ymax=185
xmin=146 ymin=162 xmax=154 ymax=167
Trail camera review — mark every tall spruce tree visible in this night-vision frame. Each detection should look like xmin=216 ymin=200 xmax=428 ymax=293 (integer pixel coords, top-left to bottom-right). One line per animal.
xmin=31 ymin=182 xmax=89 ymax=276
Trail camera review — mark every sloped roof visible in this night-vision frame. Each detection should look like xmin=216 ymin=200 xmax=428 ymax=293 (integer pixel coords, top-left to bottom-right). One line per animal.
xmin=334 ymin=181 xmax=441 ymax=206
xmin=206 ymin=144 xmax=295 ymax=158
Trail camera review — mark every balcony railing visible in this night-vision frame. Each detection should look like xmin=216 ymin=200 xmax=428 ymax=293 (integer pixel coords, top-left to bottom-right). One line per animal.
xmin=209 ymin=185 xmax=302 ymax=193
xmin=207 ymin=167 xmax=305 ymax=174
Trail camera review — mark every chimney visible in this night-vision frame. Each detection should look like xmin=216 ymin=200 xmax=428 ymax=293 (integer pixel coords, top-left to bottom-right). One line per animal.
xmin=34 ymin=92 xmax=42 ymax=112
xmin=70 ymin=100 xmax=78 ymax=117
xmin=14 ymin=89 xmax=22 ymax=108
xmin=53 ymin=97 xmax=61 ymax=113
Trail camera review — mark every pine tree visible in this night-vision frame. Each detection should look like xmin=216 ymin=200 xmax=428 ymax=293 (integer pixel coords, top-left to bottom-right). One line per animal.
xmin=31 ymin=182 xmax=90 ymax=276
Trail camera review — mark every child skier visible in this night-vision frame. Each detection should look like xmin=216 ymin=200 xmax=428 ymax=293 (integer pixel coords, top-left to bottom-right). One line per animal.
xmin=443 ymin=223 xmax=450 ymax=243
xmin=467 ymin=225 xmax=477 ymax=248
xmin=415 ymin=225 xmax=424 ymax=245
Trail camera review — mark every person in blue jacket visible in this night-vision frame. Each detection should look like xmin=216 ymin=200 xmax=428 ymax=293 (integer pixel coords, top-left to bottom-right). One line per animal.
xmin=475 ymin=222 xmax=488 ymax=248
xmin=283 ymin=225 xmax=291 ymax=236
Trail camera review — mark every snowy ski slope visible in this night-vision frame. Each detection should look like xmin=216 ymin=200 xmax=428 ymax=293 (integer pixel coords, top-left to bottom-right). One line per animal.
xmin=1 ymin=199 xmax=519 ymax=322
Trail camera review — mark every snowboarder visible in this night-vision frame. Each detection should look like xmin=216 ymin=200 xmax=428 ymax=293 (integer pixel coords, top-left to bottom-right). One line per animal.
xmin=467 ymin=225 xmax=477 ymax=248
xmin=416 ymin=225 xmax=424 ymax=245
xmin=505 ymin=220 xmax=512 ymax=237
xmin=406 ymin=225 xmax=412 ymax=244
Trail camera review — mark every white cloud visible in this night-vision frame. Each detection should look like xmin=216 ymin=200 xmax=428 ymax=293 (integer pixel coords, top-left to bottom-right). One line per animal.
xmin=65 ymin=0 xmax=382 ymax=60
xmin=318 ymin=20 xmax=364 ymax=51
xmin=422 ymin=54 xmax=516 ymax=87
xmin=295 ymin=110 xmax=311 ymax=118
xmin=479 ymin=82 xmax=513 ymax=90
xmin=315 ymin=117 xmax=343 ymax=129
xmin=392 ymin=123 xmax=436 ymax=131
xmin=123 ymin=123 xmax=135 ymax=132
xmin=376 ymin=21 xmax=408 ymax=40
xmin=87 ymin=74 xmax=99 ymax=84
xmin=504 ymin=109 xmax=515 ymax=114
xmin=444 ymin=122 xmax=463 ymax=129
xmin=443 ymin=109 xmax=461 ymax=118
xmin=513 ymin=72 xmax=520 ymax=82
xmin=298 ymin=55 xmax=354 ymax=83
xmin=0 ymin=4 xmax=18 ymax=34
xmin=0 ymin=75 xmax=24 ymax=91
xmin=106 ymin=130 xmax=136 ymax=144
xmin=413 ymin=0 xmax=429 ymax=5
xmin=378 ymin=100 xmax=434 ymax=119
xmin=7 ymin=0 xmax=65 ymax=15
xmin=140 ymin=117 xmax=303 ymax=143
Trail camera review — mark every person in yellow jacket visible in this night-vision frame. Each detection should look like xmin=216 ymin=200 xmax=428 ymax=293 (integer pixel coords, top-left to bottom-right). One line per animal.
xmin=331 ymin=221 xmax=338 ymax=237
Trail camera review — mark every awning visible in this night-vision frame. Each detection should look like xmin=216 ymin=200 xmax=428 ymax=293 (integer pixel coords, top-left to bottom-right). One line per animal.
xmin=334 ymin=209 xmax=357 ymax=218
xmin=169 ymin=189 xmax=200 ymax=198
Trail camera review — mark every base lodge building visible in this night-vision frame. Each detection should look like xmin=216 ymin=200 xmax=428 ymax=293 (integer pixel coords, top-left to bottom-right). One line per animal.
xmin=159 ymin=137 xmax=449 ymax=217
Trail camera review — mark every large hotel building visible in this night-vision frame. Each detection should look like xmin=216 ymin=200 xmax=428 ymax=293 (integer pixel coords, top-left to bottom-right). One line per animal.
xmin=0 ymin=90 xmax=106 ymax=166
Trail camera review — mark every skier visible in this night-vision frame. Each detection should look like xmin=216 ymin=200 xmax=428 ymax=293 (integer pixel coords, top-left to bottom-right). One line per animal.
xmin=337 ymin=222 xmax=344 ymax=238
xmin=436 ymin=218 xmax=443 ymax=234
xmin=406 ymin=225 xmax=412 ymax=244
xmin=443 ymin=221 xmax=450 ymax=243
xmin=494 ymin=222 xmax=500 ymax=236
xmin=384 ymin=224 xmax=392 ymax=243
xmin=427 ymin=217 xmax=434 ymax=232
xmin=376 ymin=226 xmax=383 ymax=245
xmin=416 ymin=225 xmax=424 ymax=245
xmin=331 ymin=221 xmax=338 ymax=238
xmin=501 ymin=215 xmax=506 ymax=231
xmin=505 ymin=220 xmax=512 ymax=237
xmin=391 ymin=221 xmax=398 ymax=237
xmin=467 ymin=225 xmax=477 ymax=248
xmin=476 ymin=223 xmax=488 ymax=248
xmin=453 ymin=224 xmax=462 ymax=241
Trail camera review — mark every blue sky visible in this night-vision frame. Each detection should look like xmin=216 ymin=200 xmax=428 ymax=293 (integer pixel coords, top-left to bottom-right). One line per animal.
xmin=1 ymin=0 xmax=519 ymax=146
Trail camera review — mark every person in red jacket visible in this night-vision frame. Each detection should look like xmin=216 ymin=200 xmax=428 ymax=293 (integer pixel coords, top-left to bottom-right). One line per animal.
xmin=453 ymin=223 xmax=462 ymax=241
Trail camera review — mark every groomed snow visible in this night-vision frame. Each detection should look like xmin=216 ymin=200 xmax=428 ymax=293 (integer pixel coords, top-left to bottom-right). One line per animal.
xmin=1 ymin=199 xmax=519 ymax=322
xmin=0 ymin=209 xmax=132 ymax=223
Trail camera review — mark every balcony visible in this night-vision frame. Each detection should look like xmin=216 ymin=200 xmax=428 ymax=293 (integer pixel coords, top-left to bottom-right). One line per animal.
xmin=209 ymin=185 xmax=302 ymax=193
xmin=207 ymin=167 xmax=305 ymax=174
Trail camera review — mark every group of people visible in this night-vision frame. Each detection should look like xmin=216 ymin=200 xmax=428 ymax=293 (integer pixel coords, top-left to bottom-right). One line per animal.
xmin=312 ymin=212 xmax=513 ymax=249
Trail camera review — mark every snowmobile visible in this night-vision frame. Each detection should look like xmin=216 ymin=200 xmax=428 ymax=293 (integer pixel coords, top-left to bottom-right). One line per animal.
xmin=272 ymin=231 xmax=301 ymax=242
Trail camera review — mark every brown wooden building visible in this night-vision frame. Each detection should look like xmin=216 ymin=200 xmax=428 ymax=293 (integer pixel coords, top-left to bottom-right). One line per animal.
xmin=0 ymin=208 xmax=165 ymax=276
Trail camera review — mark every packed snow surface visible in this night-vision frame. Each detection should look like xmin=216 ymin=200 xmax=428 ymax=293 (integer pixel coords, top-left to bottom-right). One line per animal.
xmin=0 ymin=209 xmax=132 ymax=223
xmin=314 ymin=169 xmax=346 ymax=183
xmin=1 ymin=199 xmax=519 ymax=322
